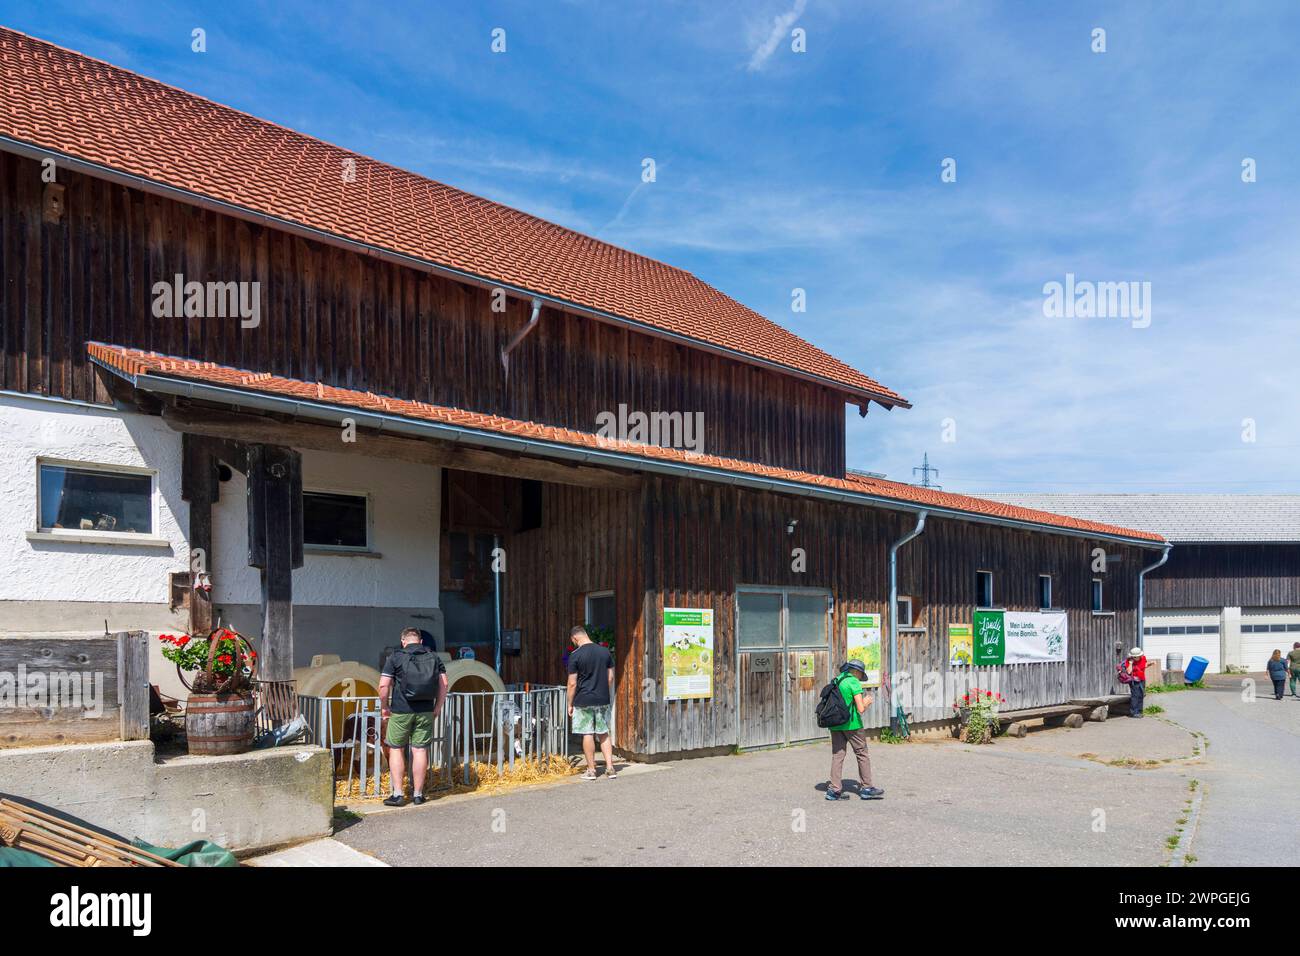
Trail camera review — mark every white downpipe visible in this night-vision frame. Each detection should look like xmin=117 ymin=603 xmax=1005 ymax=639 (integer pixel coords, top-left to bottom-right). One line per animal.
xmin=888 ymin=510 xmax=927 ymax=731
xmin=1137 ymin=544 xmax=1172 ymax=651
xmin=500 ymin=298 xmax=542 ymax=380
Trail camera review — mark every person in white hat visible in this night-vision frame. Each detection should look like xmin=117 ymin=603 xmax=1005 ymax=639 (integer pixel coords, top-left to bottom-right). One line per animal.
xmin=1123 ymin=647 xmax=1148 ymax=718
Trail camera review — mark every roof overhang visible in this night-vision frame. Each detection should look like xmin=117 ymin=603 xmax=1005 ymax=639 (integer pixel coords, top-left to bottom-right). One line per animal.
xmin=1 ymin=134 xmax=908 ymax=411
xmin=90 ymin=353 xmax=1162 ymax=550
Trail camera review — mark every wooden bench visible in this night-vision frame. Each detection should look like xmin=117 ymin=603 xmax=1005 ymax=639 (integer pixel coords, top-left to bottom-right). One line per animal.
xmin=998 ymin=704 xmax=1092 ymax=738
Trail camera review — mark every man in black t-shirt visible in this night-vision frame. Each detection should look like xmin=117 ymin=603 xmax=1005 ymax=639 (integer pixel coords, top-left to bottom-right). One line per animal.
xmin=566 ymin=625 xmax=616 ymax=780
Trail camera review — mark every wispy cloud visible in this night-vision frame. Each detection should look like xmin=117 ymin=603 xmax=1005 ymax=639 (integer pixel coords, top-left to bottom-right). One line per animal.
xmin=747 ymin=0 xmax=807 ymax=72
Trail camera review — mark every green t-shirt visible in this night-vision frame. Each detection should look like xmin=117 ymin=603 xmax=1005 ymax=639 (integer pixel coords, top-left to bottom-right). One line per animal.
xmin=829 ymin=673 xmax=865 ymax=732
xmin=1287 ymin=648 xmax=1300 ymax=669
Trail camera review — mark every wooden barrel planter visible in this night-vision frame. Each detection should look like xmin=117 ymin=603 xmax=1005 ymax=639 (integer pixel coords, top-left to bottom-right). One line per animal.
xmin=185 ymin=692 xmax=256 ymax=755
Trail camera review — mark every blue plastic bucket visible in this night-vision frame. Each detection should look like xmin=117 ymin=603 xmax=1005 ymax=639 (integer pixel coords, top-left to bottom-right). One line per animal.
xmin=1184 ymin=655 xmax=1209 ymax=683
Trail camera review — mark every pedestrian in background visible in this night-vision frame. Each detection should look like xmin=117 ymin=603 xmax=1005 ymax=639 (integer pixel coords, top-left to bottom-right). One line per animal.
xmin=1287 ymin=642 xmax=1300 ymax=698
xmin=1267 ymin=649 xmax=1288 ymax=701
xmin=1123 ymin=647 xmax=1147 ymax=718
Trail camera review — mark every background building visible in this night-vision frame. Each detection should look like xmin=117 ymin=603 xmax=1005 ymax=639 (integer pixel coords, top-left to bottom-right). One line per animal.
xmin=984 ymin=494 xmax=1300 ymax=673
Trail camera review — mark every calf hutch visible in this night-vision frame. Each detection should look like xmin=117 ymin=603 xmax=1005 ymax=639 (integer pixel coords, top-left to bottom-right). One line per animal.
xmin=0 ymin=28 xmax=1164 ymax=765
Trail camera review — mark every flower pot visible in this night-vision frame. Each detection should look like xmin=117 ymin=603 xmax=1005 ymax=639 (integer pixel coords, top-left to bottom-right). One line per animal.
xmin=185 ymin=691 xmax=255 ymax=756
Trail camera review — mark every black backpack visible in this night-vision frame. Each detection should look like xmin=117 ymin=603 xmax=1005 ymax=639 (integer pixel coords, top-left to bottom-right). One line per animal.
xmin=399 ymin=647 xmax=442 ymax=702
xmin=815 ymin=674 xmax=852 ymax=728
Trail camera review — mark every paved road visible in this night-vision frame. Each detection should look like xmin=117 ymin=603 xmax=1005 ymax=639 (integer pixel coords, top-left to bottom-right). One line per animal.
xmin=335 ymin=718 xmax=1194 ymax=867
xmin=1157 ymin=679 xmax=1300 ymax=866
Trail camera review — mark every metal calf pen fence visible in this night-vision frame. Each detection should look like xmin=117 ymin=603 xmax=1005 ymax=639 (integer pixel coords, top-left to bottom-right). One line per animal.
xmin=298 ymin=685 xmax=569 ymax=796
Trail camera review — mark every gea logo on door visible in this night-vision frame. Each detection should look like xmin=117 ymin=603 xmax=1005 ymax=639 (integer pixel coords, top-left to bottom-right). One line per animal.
xmin=750 ymin=655 xmax=775 ymax=673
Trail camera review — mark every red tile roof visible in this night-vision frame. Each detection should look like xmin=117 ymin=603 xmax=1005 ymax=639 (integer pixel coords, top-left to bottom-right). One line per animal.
xmin=87 ymin=343 xmax=1163 ymax=544
xmin=0 ymin=26 xmax=906 ymax=407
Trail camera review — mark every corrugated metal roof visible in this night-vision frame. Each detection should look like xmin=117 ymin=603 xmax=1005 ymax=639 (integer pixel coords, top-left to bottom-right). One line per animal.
xmin=980 ymin=494 xmax=1300 ymax=543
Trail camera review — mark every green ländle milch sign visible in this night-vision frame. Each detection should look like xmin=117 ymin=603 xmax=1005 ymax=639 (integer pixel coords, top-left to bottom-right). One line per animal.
xmin=971 ymin=610 xmax=1069 ymax=666
xmin=973 ymin=610 xmax=1006 ymax=665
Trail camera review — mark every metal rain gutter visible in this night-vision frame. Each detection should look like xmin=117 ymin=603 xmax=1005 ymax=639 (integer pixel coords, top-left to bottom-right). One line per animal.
xmin=1136 ymin=544 xmax=1172 ymax=652
xmin=89 ymin=357 xmax=1164 ymax=550
xmin=888 ymin=511 xmax=927 ymax=732
xmin=1 ymin=136 xmax=907 ymax=410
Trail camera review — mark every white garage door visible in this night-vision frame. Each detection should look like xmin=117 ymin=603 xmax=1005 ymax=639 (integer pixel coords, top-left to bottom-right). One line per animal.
xmin=1241 ymin=608 xmax=1300 ymax=674
xmin=1142 ymin=609 xmax=1221 ymax=673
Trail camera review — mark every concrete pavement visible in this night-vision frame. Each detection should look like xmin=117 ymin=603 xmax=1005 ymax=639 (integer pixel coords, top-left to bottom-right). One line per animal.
xmin=335 ymin=717 xmax=1197 ymax=866
xmin=1154 ymin=680 xmax=1300 ymax=866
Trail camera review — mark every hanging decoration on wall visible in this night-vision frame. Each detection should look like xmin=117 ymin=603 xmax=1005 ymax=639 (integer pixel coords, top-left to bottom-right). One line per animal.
xmin=972 ymin=610 xmax=1068 ymax=665
xmin=663 ymin=608 xmax=713 ymax=701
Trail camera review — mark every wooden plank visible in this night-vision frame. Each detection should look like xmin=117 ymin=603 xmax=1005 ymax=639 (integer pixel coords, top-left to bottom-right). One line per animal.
xmin=0 ymin=636 xmax=122 ymax=746
xmin=160 ymin=403 xmax=643 ymax=491
xmin=115 ymin=630 xmax=150 ymax=741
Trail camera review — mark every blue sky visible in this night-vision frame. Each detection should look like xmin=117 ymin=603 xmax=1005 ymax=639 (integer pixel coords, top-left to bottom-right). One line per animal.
xmin=8 ymin=1 xmax=1299 ymax=492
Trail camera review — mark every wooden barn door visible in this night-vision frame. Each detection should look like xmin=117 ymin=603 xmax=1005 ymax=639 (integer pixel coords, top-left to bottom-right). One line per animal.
xmin=736 ymin=588 xmax=832 ymax=748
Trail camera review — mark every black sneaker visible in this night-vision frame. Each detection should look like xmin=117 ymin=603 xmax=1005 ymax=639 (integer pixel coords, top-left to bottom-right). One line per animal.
xmin=383 ymin=795 xmax=406 ymax=807
xmin=412 ymin=794 xmax=427 ymax=806
xmin=859 ymin=786 xmax=885 ymax=800
xmin=825 ymin=788 xmax=844 ymax=801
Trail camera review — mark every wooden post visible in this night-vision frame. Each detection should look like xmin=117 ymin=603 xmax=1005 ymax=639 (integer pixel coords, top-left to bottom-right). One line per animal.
xmin=115 ymin=631 xmax=150 ymax=741
xmin=246 ymin=444 xmax=303 ymax=685
xmin=181 ymin=433 xmax=219 ymax=638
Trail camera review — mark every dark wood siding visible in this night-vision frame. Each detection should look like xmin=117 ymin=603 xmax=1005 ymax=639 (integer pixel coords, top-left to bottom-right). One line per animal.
xmin=0 ymin=152 xmax=847 ymax=476
xmin=1146 ymin=544 xmax=1300 ymax=608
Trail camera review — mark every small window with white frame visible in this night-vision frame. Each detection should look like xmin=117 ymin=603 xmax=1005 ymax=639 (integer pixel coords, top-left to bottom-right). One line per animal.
xmin=1091 ymin=578 xmax=1105 ymax=612
xmin=585 ymin=590 xmax=615 ymax=638
xmin=976 ymin=570 xmax=994 ymax=609
xmin=37 ymin=460 xmax=156 ymax=536
xmin=896 ymin=596 xmax=915 ymax=628
xmin=303 ymin=490 xmax=370 ymax=550
xmin=1038 ymin=574 xmax=1052 ymax=610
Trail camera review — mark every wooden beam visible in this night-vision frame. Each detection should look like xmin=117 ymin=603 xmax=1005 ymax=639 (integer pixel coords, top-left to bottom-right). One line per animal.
xmin=161 ymin=402 xmax=642 ymax=491
xmin=246 ymin=444 xmax=303 ymax=685
xmin=180 ymin=433 xmax=217 ymax=637
xmin=115 ymin=631 xmax=150 ymax=741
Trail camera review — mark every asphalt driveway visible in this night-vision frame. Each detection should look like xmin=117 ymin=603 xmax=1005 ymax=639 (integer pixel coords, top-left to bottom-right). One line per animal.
xmin=335 ymin=712 xmax=1197 ymax=867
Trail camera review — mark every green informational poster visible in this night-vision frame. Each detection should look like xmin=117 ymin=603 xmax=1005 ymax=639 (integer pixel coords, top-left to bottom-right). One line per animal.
xmin=846 ymin=613 xmax=882 ymax=687
xmin=948 ymin=623 xmax=973 ymax=666
xmin=797 ymin=653 xmax=815 ymax=679
xmin=663 ymin=608 xmax=714 ymax=701
xmin=973 ymin=609 xmax=1006 ymax=666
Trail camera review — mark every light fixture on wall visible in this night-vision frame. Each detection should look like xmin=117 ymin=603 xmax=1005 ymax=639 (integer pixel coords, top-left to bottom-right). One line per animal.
xmin=787 ymin=518 xmax=798 ymax=535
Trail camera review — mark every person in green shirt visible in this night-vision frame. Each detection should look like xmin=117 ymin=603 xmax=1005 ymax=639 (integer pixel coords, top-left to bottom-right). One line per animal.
xmin=826 ymin=659 xmax=884 ymax=801
xmin=1287 ymin=643 xmax=1300 ymax=697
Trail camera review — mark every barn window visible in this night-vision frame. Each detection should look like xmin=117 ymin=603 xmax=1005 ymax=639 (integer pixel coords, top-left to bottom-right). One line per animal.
xmin=1038 ymin=574 xmax=1052 ymax=609
xmin=585 ymin=591 xmax=615 ymax=636
xmin=895 ymin=596 xmax=914 ymax=628
xmin=976 ymin=570 xmax=994 ymax=608
xmin=38 ymin=461 xmax=155 ymax=535
xmin=1091 ymin=578 xmax=1105 ymax=612
xmin=303 ymin=491 xmax=369 ymax=549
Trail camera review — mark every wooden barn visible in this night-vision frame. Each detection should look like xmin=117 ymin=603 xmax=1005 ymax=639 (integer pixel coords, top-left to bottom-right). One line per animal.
xmin=986 ymin=494 xmax=1300 ymax=676
xmin=0 ymin=28 xmax=1165 ymax=759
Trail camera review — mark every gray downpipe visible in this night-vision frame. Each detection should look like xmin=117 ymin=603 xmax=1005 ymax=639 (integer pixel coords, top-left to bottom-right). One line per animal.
xmin=1137 ymin=544 xmax=1172 ymax=653
xmin=493 ymin=533 xmax=503 ymax=675
xmin=888 ymin=510 xmax=928 ymax=731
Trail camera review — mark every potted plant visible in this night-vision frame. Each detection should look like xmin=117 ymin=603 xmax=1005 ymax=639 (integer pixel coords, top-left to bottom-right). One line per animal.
xmin=952 ymin=687 xmax=1006 ymax=744
xmin=158 ymin=627 xmax=258 ymax=756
